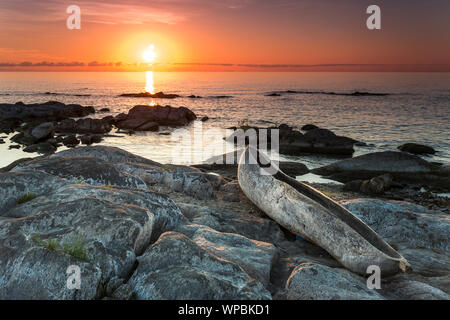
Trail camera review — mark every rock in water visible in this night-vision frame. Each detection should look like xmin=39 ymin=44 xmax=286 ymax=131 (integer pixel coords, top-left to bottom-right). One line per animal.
xmin=398 ymin=143 xmax=436 ymax=155
xmin=312 ymin=151 xmax=434 ymax=177
xmin=116 ymin=105 xmax=196 ymax=130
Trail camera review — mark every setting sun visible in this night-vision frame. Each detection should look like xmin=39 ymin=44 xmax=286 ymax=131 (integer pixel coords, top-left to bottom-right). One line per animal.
xmin=142 ymin=44 xmax=156 ymax=63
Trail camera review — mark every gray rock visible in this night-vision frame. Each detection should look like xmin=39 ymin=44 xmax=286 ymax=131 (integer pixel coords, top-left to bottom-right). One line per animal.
xmin=179 ymin=225 xmax=278 ymax=288
xmin=285 ymin=263 xmax=384 ymax=300
xmin=127 ymin=232 xmax=272 ymax=300
xmin=313 ymin=151 xmax=434 ymax=176
xmin=342 ymin=199 xmax=450 ymax=252
xmin=381 ymin=277 xmax=449 ymax=300
xmin=0 ymin=179 xmax=184 ymax=299
xmin=30 ymin=122 xmax=54 ymax=140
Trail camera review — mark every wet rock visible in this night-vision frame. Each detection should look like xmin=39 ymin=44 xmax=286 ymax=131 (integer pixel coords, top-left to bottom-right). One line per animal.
xmin=343 ymin=179 xmax=364 ymax=192
xmin=62 ymin=135 xmax=80 ymax=147
xmin=127 ymin=232 xmax=272 ymax=300
xmin=226 ymin=125 xmax=357 ymax=156
xmin=116 ymin=105 xmax=196 ymax=130
xmin=301 ymin=124 xmax=319 ymax=131
xmin=359 ymin=174 xmax=393 ymax=195
xmin=79 ymin=134 xmax=103 ymax=145
xmin=398 ymin=143 xmax=436 ymax=155
xmin=56 ymin=118 xmax=112 ymax=134
xmin=0 ymin=101 xmax=95 ymax=133
xmin=285 ymin=263 xmax=384 ymax=300
xmin=99 ymin=108 xmax=110 ymax=112
xmin=23 ymin=142 xmax=57 ymax=155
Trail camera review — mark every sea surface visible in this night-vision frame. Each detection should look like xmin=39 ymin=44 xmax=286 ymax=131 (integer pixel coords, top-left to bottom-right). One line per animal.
xmin=0 ymin=72 xmax=449 ymax=177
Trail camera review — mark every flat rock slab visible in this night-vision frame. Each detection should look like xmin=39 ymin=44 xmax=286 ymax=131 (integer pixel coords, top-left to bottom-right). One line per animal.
xmin=13 ymin=156 xmax=147 ymax=189
xmin=125 ymin=232 xmax=272 ymax=300
xmin=179 ymin=224 xmax=277 ymax=288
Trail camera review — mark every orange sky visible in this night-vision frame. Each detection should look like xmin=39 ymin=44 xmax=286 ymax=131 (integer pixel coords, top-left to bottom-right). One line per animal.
xmin=0 ymin=0 xmax=449 ymax=71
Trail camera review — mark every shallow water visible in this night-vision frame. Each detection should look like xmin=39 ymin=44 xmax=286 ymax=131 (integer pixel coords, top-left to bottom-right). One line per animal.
xmin=0 ymin=72 xmax=449 ymax=172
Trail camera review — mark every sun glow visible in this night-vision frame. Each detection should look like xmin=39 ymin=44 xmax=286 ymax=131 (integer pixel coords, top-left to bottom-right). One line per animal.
xmin=142 ymin=44 xmax=156 ymax=63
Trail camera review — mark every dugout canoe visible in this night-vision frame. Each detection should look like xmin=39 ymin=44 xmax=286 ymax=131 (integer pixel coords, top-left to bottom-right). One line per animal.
xmin=237 ymin=146 xmax=410 ymax=276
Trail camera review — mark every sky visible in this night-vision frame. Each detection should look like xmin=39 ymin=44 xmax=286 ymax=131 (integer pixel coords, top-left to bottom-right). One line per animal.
xmin=0 ymin=0 xmax=449 ymax=71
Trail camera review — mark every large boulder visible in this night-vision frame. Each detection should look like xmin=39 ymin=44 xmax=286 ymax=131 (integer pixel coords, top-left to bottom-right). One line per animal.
xmin=116 ymin=105 xmax=196 ymax=130
xmin=123 ymin=232 xmax=272 ymax=300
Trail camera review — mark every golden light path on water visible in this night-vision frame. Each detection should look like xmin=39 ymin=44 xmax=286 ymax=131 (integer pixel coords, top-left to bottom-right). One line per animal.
xmin=145 ymin=71 xmax=155 ymax=94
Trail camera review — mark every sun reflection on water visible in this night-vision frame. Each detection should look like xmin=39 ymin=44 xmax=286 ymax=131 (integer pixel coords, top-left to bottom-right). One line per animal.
xmin=145 ymin=71 xmax=155 ymax=94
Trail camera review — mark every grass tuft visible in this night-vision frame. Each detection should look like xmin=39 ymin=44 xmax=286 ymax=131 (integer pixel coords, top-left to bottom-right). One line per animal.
xmin=32 ymin=233 xmax=91 ymax=262
xmin=17 ymin=193 xmax=37 ymax=204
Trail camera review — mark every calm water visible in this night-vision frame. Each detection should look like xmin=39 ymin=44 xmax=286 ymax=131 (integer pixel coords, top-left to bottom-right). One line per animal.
xmin=0 ymin=72 xmax=449 ymax=171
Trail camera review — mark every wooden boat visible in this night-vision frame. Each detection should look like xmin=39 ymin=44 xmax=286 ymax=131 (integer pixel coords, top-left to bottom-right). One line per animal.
xmin=238 ymin=146 xmax=410 ymax=276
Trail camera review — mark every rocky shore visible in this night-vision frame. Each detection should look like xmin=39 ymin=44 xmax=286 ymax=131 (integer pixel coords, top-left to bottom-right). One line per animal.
xmin=0 ymin=101 xmax=197 ymax=155
xmin=0 ymin=146 xmax=448 ymax=300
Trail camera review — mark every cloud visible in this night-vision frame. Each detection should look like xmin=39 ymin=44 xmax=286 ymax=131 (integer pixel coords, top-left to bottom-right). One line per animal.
xmin=0 ymin=61 xmax=86 ymax=67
